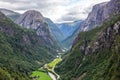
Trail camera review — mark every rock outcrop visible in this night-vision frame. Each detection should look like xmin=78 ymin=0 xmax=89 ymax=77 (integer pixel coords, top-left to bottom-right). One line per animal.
xmin=80 ymin=20 xmax=120 ymax=55
xmin=81 ymin=0 xmax=120 ymax=31
xmin=15 ymin=10 xmax=57 ymax=47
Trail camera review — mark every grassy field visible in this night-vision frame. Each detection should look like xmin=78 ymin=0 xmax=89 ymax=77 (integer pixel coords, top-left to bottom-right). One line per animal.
xmin=47 ymin=57 xmax=62 ymax=71
xmin=31 ymin=57 xmax=62 ymax=80
xmin=31 ymin=68 xmax=52 ymax=80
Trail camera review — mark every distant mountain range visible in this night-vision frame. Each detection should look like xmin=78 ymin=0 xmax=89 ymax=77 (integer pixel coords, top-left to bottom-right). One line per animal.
xmin=56 ymin=20 xmax=84 ymax=49
xmin=56 ymin=20 xmax=83 ymax=38
xmin=45 ymin=18 xmax=65 ymax=42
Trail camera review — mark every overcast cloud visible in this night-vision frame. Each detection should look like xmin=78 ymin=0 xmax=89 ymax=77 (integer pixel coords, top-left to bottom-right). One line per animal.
xmin=0 ymin=0 xmax=110 ymax=23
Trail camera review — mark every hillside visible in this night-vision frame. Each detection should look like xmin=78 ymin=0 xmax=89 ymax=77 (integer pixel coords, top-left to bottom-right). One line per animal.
xmin=56 ymin=0 xmax=120 ymax=79
xmin=56 ymin=20 xmax=83 ymax=49
xmin=56 ymin=14 xmax=120 ymax=80
xmin=60 ymin=21 xmax=84 ymax=49
xmin=0 ymin=12 xmax=57 ymax=79
xmin=45 ymin=18 xmax=65 ymax=42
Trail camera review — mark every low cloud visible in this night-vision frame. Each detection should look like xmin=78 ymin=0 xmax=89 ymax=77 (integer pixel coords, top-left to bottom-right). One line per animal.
xmin=0 ymin=0 xmax=110 ymax=23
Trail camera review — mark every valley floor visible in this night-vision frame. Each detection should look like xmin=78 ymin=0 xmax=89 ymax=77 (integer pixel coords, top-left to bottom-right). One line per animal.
xmin=31 ymin=55 xmax=62 ymax=80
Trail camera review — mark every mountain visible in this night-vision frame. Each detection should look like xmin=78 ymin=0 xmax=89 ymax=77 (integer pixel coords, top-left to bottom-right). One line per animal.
xmin=15 ymin=10 xmax=59 ymax=48
xmin=0 ymin=9 xmax=64 ymax=47
xmin=0 ymin=12 xmax=59 ymax=79
xmin=60 ymin=21 xmax=84 ymax=49
xmin=0 ymin=8 xmax=20 ymax=21
xmin=45 ymin=18 xmax=65 ymax=42
xmin=56 ymin=0 xmax=120 ymax=80
xmin=81 ymin=0 xmax=120 ymax=31
xmin=57 ymin=20 xmax=83 ymax=37
xmin=56 ymin=20 xmax=83 ymax=49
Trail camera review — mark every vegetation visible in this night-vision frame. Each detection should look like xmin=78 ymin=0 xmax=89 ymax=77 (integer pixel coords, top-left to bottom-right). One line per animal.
xmin=56 ymin=15 xmax=120 ymax=80
xmin=31 ymin=56 xmax=62 ymax=80
xmin=31 ymin=68 xmax=52 ymax=80
xmin=0 ymin=13 xmax=57 ymax=79
xmin=47 ymin=57 xmax=62 ymax=71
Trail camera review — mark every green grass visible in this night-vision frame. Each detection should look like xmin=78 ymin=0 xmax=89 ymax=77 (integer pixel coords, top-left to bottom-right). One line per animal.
xmin=31 ymin=69 xmax=52 ymax=80
xmin=47 ymin=57 xmax=62 ymax=71
xmin=31 ymin=57 xmax=62 ymax=80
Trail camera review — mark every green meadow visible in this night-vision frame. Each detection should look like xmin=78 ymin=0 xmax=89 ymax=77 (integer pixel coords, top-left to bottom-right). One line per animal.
xmin=31 ymin=56 xmax=62 ymax=80
xmin=31 ymin=68 xmax=52 ymax=80
xmin=47 ymin=57 xmax=62 ymax=71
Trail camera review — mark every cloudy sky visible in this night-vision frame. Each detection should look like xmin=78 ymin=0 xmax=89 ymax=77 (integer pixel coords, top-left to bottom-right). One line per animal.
xmin=0 ymin=0 xmax=110 ymax=23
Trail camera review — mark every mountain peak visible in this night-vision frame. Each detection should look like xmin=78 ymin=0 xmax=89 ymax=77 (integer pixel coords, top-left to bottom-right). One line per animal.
xmin=15 ymin=10 xmax=45 ymax=29
xmin=23 ymin=10 xmax=43 ymax=17
xmin=81 ymin=0 xmax=120 ymax=31
xmin=15 ymin=10 xmax=60 ymax=48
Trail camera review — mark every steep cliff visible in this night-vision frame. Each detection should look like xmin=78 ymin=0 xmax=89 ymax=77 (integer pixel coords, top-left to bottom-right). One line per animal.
xmin=56 ymin=0 xmax=120 ymax=80
xmin=15 ymin=10 xmax=59 ymax=48
xmin=81 ymin=0 xmax=120 ymax=31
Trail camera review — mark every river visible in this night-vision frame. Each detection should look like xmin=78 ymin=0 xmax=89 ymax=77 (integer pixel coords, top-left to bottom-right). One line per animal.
xmin=44 ymin=55 xmax=62 ymax=80
xmin=31 ymin=55 xmax=62 ymax=80
xmin=48 ymin=72 xmax=56 ymax=80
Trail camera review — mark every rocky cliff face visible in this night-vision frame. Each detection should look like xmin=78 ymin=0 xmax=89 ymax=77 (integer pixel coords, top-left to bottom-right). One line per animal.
xmin=80 ymin=20 xmax=120 ymax=55
xmin=15 ymin=10 xmax=57 ymax=47
xmin=15 ymin=10 xmax=44 ymax=29
xmin=81 ymin=0 xmax=120 ymax=31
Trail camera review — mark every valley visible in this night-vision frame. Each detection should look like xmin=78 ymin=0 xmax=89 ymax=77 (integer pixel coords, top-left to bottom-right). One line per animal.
xmin=31 ymin=55 xmax=62 ymax=80
xmin=0 ymin=0 xmax=120 ymax=80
